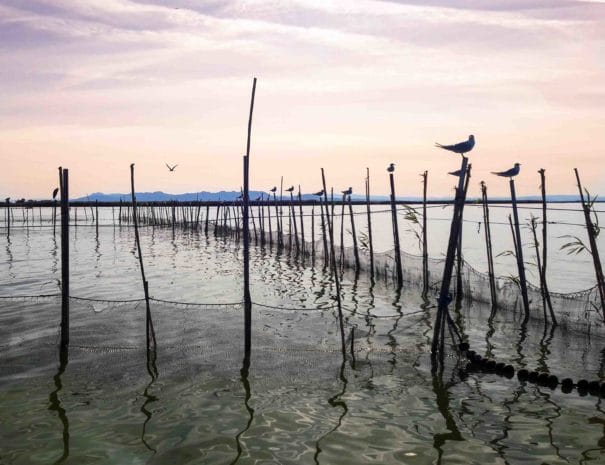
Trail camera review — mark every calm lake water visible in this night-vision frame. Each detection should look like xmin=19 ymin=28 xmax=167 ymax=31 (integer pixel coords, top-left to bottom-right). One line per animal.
xmin=1 ymin=205 xmax=605 ymax=464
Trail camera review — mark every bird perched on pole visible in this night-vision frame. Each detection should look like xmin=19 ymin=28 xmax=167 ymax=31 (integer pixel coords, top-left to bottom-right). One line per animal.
xmin=435 ymin=135 xmax=475 ymax=155
xmin=387 ymin=163 xmax=395 ymax=172
xmin=448 ymin=168 xmax=464 ymax=177
xmin=313 ymin=189 xmax=324 ymax=196
xmin=286 ymin=186 xmax=294 ymax=192
xmin=342 ymin=187 xmax=352 ymax=196
xmin=492 ymin=163 xmax=521 ymax=179
xmin=270 ymin=186 xmax=277 ymax=194
xmin=52 ymin=188 xmax=59 ymax=199
xmin=165 ymin=163 xmax=178 ymax=172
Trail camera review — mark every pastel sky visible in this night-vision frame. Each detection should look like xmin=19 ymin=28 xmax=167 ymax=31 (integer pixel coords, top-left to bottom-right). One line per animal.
xmin=1 ymin=0 xmax=604 ymax=199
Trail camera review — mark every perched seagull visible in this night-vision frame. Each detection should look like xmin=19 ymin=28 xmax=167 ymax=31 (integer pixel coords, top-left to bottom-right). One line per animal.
xmin=435 ymin=135 xmax=475 ymax=155
xmin=448 ymin=168 xmax=464 ymax=177
xmin=313 ymin=189 xmax=324 ymax=196
xmin=286 ymin=186 xmax=294 ymax=192
xmin=165 ymin=163 xmax=178 ymax=172
xmin=52 ymin=187 xmax=59 ymax=199
xmin=270 ymin=186 xmax=277 ymax=193
xmin=492 ymin=163 xmax=521 ymax=178
xmin=387 ymin=163 xmax=395 ymax=172
xmin=342 ymin=187 xmax=353 ymax=196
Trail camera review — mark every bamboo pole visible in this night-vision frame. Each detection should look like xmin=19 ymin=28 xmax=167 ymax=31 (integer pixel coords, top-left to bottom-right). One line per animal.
xmin=365 ymin=168 xmax=374 ymax=278
xmin=289 ymin=191 xmax=300 ymax=253
xmin=5 ymin=197 xmax=10 ymax=238
xmin=530 ymin=215 xmax=555 ymax=324
xmin=389 ymin=170 xmax=403 ymax=287
xmin=298 ymin=186 xmax=305 ymax=257
xmin=319 ymin=198 xmax=329 ymax=267
xmin=339 ymin=195 xmax=346 ymax=269
xmin=267 ymin=196 xmax=273 ymax=247
xmin=574 ymin=168 xmax=605 ymax=320
xmin=509 ymin=178 xmax=531 ymax=322
xmin=321 ymin=169 xmax=346 ymax=353
xmin=130 ymin=164 xmax=156 ymax=352
xmin=60 ymin=169 xmax=69 ymax=348
xmin=455 ymin=164 xmax=472 ymax=301
xmin=348 ymin=194 xmax=360 ymax=271
xmin=243 ymin=77 xmax=256 ymax=358
xmin=431 ymin=156 xmax=468 ymax=362
xmin=480 ymin=181 xmax=497 ymax=308
xmin=421 ymin=170 xmax=428 ymax=296
xmin=311 ymin=205 xmax=315 ymax=265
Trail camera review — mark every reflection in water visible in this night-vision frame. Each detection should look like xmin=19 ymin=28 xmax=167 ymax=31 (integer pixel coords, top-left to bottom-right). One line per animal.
xmin=141 ymin=336 xmax=159 ymax=455
xmin=432 ymin=369 xmax=462 ymax=465
xmin=229 ymin=355 xmax=254 ymax=465
xmin=48 ymin=347 xmax=69 ymax=465
xmin=314 ymin=360 xmax=349 ymax=465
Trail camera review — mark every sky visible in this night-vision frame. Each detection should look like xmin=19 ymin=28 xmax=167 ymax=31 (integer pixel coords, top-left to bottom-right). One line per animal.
xmin=1 ymin=0 xmax=604 ymax=199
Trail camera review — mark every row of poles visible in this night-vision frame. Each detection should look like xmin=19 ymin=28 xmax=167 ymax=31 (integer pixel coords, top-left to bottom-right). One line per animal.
xmin=18 ymin=81 xmax=601 ymax=356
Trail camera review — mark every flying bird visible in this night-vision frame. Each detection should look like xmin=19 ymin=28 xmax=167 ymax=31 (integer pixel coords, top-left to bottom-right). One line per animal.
xmin=435 ymin=135 xmax=475 ymax=155
xmin=387 ymin=163 xmax=395 ymax=172
xmin=492 ymin=163 xmax=521 ymax=178
xmin=52 ymin=188 xmax=59 ymax=199
xmin=286 ymin=186 xmax=294 ymax=192
xmin=342 ymin=187 xmax=352 ymax=196
xmin=313 ymin=189 xmax=324 ymax=196
xmin=165 ymin=163 xmax=178 ymax=172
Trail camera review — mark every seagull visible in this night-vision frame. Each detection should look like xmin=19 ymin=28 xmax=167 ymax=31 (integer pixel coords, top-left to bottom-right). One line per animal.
xmin=448 ymin=169 xmax=464 ymax=177
xmin=286 ymin=186 xmax=294 ymax=192
xmin=165 ymin=163 xmax=178 ymax=172
xmin=435 ymin=135 xmax=475 ymax=155
xmin=313 ymin=189 xmax=324 ymax=196
xmin=270 ymin=186 xmax=277 ymax=193
xmin=341 ymin=187 xmax=352 ymax=196
xmin=387 ymin=163 xmax=395 ymax=172
xmin=492 ymin=163 xmax=521 ymax=178
xmin=52 ymin=187 xmax=59 ymax=199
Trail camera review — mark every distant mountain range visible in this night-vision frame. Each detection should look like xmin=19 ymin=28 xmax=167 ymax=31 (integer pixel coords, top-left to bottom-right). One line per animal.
xmin=73 ymin=191 xmax=591 ymax=203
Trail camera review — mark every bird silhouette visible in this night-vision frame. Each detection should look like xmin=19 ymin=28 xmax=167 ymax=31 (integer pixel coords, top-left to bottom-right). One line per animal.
xmin=387 ymin=163 xmax=395 ymax=172
xmin=52 ymin=188 xmax=59 ymax=199
xmin=492 ymin=163 xmax=521 ymax=178
xmin=5 ymin=197 xmax=9 ymax=203
xmin=286 ymin=186 xmax=294 ymax=192
xmin=435 ymin=135 xmax=475 ymax=155
xmin=270 ymin=186 xmax=277 ymax=193
xmin=165 ymin=163 xmax=178 ymax=172
xmin=313 ymin=189 xmax=324 ymax=196
xmin=342 ymin=187 xmax=352 ymax=196
xmin=448 ymin=169 xmax=464 ymax=177
xmin=255 ymin=195 xmax=262 ymax=201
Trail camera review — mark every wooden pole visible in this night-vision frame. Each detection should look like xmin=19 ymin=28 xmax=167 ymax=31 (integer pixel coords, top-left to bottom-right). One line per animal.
xmin=389 ymin=171 xmax=403 ymax=287
xmin=455 ymin=164 xmax=471 ymax=302
xmin=289 ymin=192 xmax=300 ymax=253
xmin=421 ymin=170 xmax=428 ymax=296
xmin=431 ymin=156 xmax=468 ymax=362
xmin=298 ymin=186 xmax=305 ymax=257
xmin=530 ymin=215 xmax=555 ymax=324
xmin=130 ymin=164 xmax=155 ymax=351
xmin=95 ymin=200 xmax=99 ymax=238
xmin=243 ymin=77 xmax=256 ymax=357
xmin=574 ymin=168 xmax=605 ymax=320
xmin=319 ymin=199 xmax=329 ymax=267
xmin=365 ymin=168 xmax=374 ymax=278
xmin=348 ymin=194 xmax=360 ymax=271
xmin=60 ymin=169 xmax=70 ymax=348
xmin=509 ymin=178 xmax=531 ymax=322
xmin=480 ymin=182 xmax=497 ymax=308
xmin=267 ymin=197 xmax=273 ymax=247
xmin=339 ymin=195 xmax=346 ymax=269
xmin=5 ymin=198 xmax=10 ymax=238
xmin=321 ymin=169 xmax=346 ymax=353
xmin=311 ymin=205 xmax=315 ymax=265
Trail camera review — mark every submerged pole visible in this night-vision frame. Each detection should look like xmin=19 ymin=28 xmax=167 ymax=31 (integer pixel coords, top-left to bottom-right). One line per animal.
xmin=574 ymin=168 xmax=605 ymax=320
xmin=365 ymin=168 xmax=374 ymax=278
xmin=421 ymin=170 xmax=428 ymax=296
xmin=348 ymin=194 xmax=360 ymax=271
xmin=480 ymin=181 xmax=497 ymax=308
xmin=509 ymin=178 xmax=531 ymax=322
xmin=60 ymin=168 xmax=69 ymax=348
xmin=389 ymin=169 xmax=403 ymax=287
xmin=243 ymin=77 xmax=257 ymax=357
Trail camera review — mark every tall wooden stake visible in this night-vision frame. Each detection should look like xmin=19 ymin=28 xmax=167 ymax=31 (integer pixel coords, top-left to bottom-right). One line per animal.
xmin=60 ymin=168 xmax=69 ymax=348
xmin=389 ymin=170 xmax=403 ymax=287
xmin=421 ymin=170 xmax=428 ymax=296
xmin=365 ymin=168 xmax=374 ymax=278
xmin=509 ymin=178 xmax=531 ymax=322
xmin=480 ymin=181 xmax=497 ymax=308
xmin=574 ymin=168 xmax=605 ymax=320
xmin=243 ymin=78 xmax=257 ymax=357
